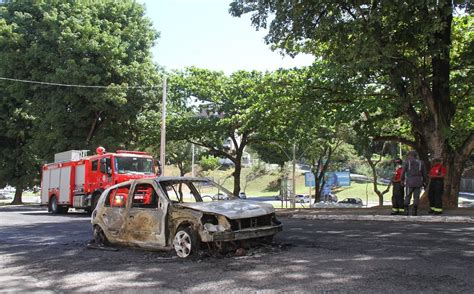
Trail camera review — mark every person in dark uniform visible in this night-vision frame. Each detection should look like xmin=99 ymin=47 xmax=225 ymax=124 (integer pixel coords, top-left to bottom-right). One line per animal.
xmin=428 ymin=158 xmax=446 ymax=215
xmin=401 ymin=151 xmax=427 ymax=216
xmin=390 ymin=158 xmax=404 ymax=215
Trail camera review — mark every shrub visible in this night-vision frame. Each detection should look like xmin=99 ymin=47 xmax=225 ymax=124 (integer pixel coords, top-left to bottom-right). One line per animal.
xmin=199 ymin=155 xmax=220 ymax=171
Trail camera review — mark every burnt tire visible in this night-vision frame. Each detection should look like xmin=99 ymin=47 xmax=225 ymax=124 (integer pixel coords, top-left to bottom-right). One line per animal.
xmin=173 ymin=226 xmax=198 ymax=258
xmin=93 ymin=225 xmax=109 ymax=246
xmin=262 ymin=235 xmax=274 ymax=245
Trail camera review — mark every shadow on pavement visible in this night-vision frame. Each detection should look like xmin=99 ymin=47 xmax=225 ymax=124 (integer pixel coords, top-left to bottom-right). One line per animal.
xmin=1 ymin=211 xmax=474 ymax=292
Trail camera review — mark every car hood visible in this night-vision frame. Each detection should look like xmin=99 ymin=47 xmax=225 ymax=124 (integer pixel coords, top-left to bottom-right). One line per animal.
xmin=177 ymin=200 xmax=274 ymax=219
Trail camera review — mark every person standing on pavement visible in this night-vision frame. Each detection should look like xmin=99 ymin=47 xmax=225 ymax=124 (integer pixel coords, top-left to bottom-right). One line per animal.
xmin=390 ymin=158 xmax=404 ymax=215
xmin=428 ymin=158 xmax=446 ymax=215
xmin=401 ymin=151 xmax=427 ymax=216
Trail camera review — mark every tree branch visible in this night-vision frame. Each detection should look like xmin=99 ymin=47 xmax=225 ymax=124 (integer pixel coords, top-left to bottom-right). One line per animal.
xmin=86 ymin=111 xmax=103 ymax=143
xmin=310 ymin=85 xmax=396 ymax=100
xmin=373 ymin=135 xmax=417 ymax=148
xmin=459 ymin=132 xmax=474 ymax=158
xmin=187 ymin=139 xmax=237 ymax=163
xmin=230 ymin=132 xmax=239 ymax=151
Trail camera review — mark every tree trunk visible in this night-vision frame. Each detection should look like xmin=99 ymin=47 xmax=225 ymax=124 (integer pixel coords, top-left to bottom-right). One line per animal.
xmin=443 ymin=154 xmax=462 ymax=207
xmin=233 ymin=158 xmax=242 ymax=197
xmin=367 ymin=157 xmax=384 ymax=207
xmin=178 ymin=163 xmax=185 ymax=177
xmin=10 ymin=186 xmax=23 ymax=205
xmin=86 ymin=111 xmax=103 ymax=144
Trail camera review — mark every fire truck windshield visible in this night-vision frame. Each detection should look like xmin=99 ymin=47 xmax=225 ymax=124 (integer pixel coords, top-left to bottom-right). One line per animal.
xmin=114 ymin=156 xmax=154 ymax=175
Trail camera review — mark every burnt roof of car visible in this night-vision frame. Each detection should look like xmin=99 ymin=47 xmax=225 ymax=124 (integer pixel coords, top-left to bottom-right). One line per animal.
xmin=153 ymin=176 xmax=211 ymax=183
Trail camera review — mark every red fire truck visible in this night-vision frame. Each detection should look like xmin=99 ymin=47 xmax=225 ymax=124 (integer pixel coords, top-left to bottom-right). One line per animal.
xmin=41 ymin=146 xmax=158 ymax=214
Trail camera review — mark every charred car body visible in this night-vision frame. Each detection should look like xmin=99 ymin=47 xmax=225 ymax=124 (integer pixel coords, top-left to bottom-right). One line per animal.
xmin=91 ymin=177 xmax=282 ymax=258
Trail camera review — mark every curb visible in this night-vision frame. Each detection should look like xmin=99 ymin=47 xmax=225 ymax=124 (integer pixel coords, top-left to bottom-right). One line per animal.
xmin=284 ymin=214 xmax=474 ymax=223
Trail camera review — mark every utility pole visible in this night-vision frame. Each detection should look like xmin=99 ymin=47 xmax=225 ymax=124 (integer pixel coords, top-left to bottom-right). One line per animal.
xmin=160 ymin=77 xmax=167 ymax=176
xmin=292 ymin=143 xmax=296 ymax=208
xmin=191 ymin=144 xmax=195 ymax=177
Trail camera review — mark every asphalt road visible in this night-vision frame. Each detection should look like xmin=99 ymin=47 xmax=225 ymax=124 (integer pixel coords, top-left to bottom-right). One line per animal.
xmin=1 ymin=206 xmax=473 ymax=293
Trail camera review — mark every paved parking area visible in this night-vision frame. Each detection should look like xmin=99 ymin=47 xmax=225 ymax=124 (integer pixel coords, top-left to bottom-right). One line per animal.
xmin=1 ymin=206 xmax=473 ymax=293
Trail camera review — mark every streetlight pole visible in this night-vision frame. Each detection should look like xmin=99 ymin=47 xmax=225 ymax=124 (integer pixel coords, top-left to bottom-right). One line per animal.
xmin=160 ymin=76 xmax=167 ymax=176
xmin=191 ymin=143 xmax=195 ymax=177
xmin=292 ymin=143 xmax=296 ymax=209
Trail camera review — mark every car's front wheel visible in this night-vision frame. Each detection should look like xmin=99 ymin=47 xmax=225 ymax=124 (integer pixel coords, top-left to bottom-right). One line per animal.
xmin=173 ymin=226 xmax=198 ymax=258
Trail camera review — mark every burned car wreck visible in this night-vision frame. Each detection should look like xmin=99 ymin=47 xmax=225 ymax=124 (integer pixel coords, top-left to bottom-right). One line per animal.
xmin=91 ymin=177 xmax=282 ymax=258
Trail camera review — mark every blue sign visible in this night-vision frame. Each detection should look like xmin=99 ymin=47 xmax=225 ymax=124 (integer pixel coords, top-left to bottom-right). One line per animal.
xmin=334 ymin=172 xmax=351 ymax=187
xmin=325 ymin=172 xmax=338 ymax=187
xmin=322 ymin=186 xmax=331 ymax=196
xmin=305 ymin=172 xmax=315 ymax=187
xmin=306 ymin=171 xmax=351 ymax=188
xmin=324 ymin=171 xmax=351 ymax=188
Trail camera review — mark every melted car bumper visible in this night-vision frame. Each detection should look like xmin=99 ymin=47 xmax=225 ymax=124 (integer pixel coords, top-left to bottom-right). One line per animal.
xmin=200 ymin=224 xmax=283 ymax=242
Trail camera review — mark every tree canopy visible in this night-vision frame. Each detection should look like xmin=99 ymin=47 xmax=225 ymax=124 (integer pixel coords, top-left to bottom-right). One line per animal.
xmin=167 ymin=67 xmax=279 ymax=196
xmin=230 ymin=0 xmax=474 ymax=206
xmin=0 ymin=0 xmax=159 ymax=203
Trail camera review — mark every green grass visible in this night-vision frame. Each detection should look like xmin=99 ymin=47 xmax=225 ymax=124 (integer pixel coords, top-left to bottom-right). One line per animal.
xmin=167 ymin=165 xmax=390 ymax=203
xmin=333 ymin=182 xmax=392 ymax=204
xmin=1 ymin=166 xmax=391 ymax=208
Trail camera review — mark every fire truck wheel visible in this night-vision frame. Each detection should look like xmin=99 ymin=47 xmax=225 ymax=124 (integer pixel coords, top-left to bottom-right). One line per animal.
xmin=49 ymin=196 xmax=68 ymax=214
xmin=49 ymin=196 xmax=60 ymax=214
xmin=93 ymin=225 xmax=109 ymax=246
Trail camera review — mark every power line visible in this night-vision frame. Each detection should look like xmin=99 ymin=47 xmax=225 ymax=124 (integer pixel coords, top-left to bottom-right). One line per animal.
xmin=0 ymin=76 xmax=160 ymax=89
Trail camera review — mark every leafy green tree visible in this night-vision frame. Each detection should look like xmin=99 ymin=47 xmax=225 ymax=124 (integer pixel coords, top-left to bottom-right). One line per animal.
xmin=352 ymin=137 xmax=393 ymax=206
xmin=230 ymin=1 xmax=474 ymax=206
xmin=168 ymin=67 xmax=277 ymax=196
xmin=166 ymin=141 xmax=195 ymax=176
xmin=300 ymin=125 xmax=349 ymax=202
xmin=250 ymin=143 xmax=288 ymax=169
xmin=0 ymin=101 xmax=39 ymax=204
xmin=0 ymin=0 xmax=158 ymax=203
xmin=242 ymin=160 xmax=267 ymax=192
xmin=199 ymin=155 xmax=220 ymax=172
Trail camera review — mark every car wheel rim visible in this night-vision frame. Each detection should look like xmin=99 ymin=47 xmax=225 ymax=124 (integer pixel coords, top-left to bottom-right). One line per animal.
xmin=173 ymin=231 xmax=192 ymax=258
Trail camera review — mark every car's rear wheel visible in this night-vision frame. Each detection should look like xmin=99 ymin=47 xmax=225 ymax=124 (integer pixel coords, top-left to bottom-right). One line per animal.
xmin=173 ymin=226 xmax=198 ymax=258
xmin=93 ymin=225 xmax=109 ymax=246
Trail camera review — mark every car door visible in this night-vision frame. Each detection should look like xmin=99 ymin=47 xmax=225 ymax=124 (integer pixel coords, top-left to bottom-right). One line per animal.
xmin=100 ymin=183 xmax=131 ymax=238
xmin=125 ymin=181 xmax=168 ymax=247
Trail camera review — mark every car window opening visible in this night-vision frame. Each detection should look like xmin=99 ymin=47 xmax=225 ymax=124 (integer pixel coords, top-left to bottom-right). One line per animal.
xmin=106 ymin=185 xmax=130 ymax=208
xmin=132 ymin=183 xmax=158 ymax=208
xmin=160 ymin=180 xmax=234 ymax=203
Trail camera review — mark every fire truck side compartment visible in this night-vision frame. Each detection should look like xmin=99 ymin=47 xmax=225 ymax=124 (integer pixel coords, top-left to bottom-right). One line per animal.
xmin=41 ymin=169 xmax=51 ymax=204
xmin=59 ymin=166 xmax=71 ymax=204
xmin=50 ymin=168 xmax=60 ymax=196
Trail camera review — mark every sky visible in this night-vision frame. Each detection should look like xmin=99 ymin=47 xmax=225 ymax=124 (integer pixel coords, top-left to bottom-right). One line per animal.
xmin=141 ymin=0 xmax=314 ymax=74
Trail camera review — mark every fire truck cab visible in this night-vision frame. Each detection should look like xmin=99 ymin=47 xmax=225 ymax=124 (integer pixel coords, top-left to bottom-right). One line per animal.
xmin=41 ymin=147 xmax=157 ymax=214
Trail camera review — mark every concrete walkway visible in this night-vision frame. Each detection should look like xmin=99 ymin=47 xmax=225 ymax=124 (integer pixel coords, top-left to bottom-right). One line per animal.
xmin=276 ymin=207 xmax=474 ymax=223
